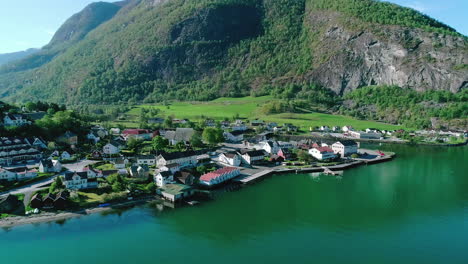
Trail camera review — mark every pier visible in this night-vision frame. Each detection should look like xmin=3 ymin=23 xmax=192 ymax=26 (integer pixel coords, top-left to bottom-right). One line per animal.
xmin=238 ymin=170 xmax=274 ymax=184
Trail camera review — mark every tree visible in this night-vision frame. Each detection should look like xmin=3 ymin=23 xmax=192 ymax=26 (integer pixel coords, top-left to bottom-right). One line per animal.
xmin=202 ymin=128 xmax=224 ymax=145
xmin=196 ymin=165 xmax=207 ymax=175
xmin=127 ymin=138 xmax=144 ymax=153
xmin=175 ymin=141 xmax=186 ymax=152
xmin=190 ymin=133 xmax=204 ymax=148
xmin=297 ymin=150 xmax=311 ymax=163
xmin=49 ymin=176 xmax=64 ymax=193
xmin=146 ymin=182 xmax=156 ymax=193
xmin=152 ymin=136 xmax=169 ymax=152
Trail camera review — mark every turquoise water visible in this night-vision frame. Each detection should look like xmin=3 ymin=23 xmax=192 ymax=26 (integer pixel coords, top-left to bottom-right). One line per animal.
xmin=1 ymin=144 xmax=467 ymax=264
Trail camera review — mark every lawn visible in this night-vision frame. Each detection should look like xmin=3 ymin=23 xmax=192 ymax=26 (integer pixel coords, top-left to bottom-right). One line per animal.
xmin=111 ymin=96 xmax=407 ymax=131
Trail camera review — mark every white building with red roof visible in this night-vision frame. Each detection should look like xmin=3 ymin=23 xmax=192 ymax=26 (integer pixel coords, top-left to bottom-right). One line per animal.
xmin=199 ymin=167 xmax=241 ymax=186
xmin=121 ymin=129 xmax=156 ymax=141
xmin=308 ymin=146 xmax=336 ymax=161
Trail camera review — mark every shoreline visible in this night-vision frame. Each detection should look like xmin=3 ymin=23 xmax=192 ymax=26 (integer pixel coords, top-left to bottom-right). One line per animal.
xmin=1 ymin=150 xmax=395 ymax=228
xmin=0 ymin=196 xmax=157 ymax=229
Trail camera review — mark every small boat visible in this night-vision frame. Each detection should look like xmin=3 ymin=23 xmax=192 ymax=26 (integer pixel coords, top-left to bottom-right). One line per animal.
xmin=98 ymin=203 xmax=110 ymax=208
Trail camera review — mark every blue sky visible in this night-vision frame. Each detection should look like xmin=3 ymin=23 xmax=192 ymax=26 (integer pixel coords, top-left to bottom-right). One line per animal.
xmin=0 ymin=0 xmax=467 ymax=53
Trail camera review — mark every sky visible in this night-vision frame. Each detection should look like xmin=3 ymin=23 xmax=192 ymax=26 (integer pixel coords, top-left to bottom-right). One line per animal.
xmin=0 ymin=0 xmax=467 ymax=53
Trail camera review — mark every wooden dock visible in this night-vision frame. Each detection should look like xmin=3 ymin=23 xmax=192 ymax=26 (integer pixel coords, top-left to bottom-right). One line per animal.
xmin=238 ymin=170 xmax=274 ymax=184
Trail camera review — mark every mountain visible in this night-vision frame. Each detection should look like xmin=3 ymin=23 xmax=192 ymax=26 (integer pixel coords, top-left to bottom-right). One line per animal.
xmin=0 ymin=0 xmax=466 ymax=106
xmin=0 ymin=1 xmax=123 ymax=75
xmin=0 ymin=48 xmax=39 ymax=66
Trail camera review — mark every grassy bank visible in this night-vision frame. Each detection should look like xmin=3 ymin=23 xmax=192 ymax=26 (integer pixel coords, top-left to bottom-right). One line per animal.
xmin=108 ymin=96 xmax=406 ymax=132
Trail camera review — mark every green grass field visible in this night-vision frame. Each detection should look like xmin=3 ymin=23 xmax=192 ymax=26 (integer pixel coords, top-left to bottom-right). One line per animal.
xmin=112 ymin=96 xmax=406 ymax=131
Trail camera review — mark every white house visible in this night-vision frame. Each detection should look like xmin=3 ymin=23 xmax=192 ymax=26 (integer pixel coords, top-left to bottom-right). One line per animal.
xmin=199 ymin=167 xmax=241 ymax=186
xmin=320 ymin=126 xmax=330 ymax=132
xmin=87 ymin=131 xmax=101 ymax=144
xmin=103 ymin=141 xmax=125 ymax=155
xmin=154 ymin=171 xmax=174 ymax=188
xmin=64 ymin=172 xmax=97 ymax=190
xmin=60 ymin=151 xmax=72 ymax=160
xmin=259 ymin=140 xmax=281 ymax=154
xmin=3 ymin=114 xmax=30 ymax=127
xmin=159 ymin=163 xmax=181 ymax=174
xmin=232 ymin=124 xmax=248 ymax=131
xmin=137 ymin=155 xmax=156 ymax=166
xmin=0 ymin=167 xmax=18 ymax=182
xmin=332 ymin=140 xmax=358 ymax=157
xmin=219 ymin=152 xmax=241 ymax=166
xmin=349 ymin=130 xmax=382 ymax=139
xmin=342 ymin=126 xmax=353 ymax=132
xmin=240 ymin=150 xmax=266 ymax=165
xmin=224 ymin=130 xmax=244 ymax=142
xmin=156 ymin=151 xmax=199 ymax=168
xmin=309 ymin=147 xmax=336 ymax=161
xmin=39 ymin=159 xmax=62 ymax=173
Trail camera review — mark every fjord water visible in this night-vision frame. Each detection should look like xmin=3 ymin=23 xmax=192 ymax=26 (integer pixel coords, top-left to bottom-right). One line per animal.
xmin=1 ymin=144 xmax=467 ymax=264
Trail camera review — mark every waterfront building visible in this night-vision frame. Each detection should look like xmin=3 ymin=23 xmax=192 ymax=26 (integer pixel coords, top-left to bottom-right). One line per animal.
xmin=156 ymin=151 xmax=199 ymax=168
xmin=240 ymin=150 xmax=266 ymax=165
xmin=64 ymin=172 xmax=97 ymax=190
xmin=199 ymin=167 xmax=241 ymax=186
xmin=155 ymin=171 xmax=174 ymax=188
xmin=158 ymin=184 xmax=194 ymax=202
xmin=219 ymin=152 xmax=241 ymax=166
xmin=309 ymin=147 xmax=336 ymax=161
xmin=332 ymin=140 xmax=359 ymax=157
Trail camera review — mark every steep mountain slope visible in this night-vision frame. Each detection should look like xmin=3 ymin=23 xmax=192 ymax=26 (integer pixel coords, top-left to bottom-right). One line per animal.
xmin=0 ymin=48 xmax=39 ymax=66
xmin=0 ymin=0 xmax=466 ymax=105
xmin=0 ymin=1 xmax=124 ymax=75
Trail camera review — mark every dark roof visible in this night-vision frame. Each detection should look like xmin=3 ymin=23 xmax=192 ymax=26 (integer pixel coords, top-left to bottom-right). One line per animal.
xmin=242 ymin=150 xmax=266 ymax=157
xmin=43 ymin=193 xmax=56 ymax=201
xmin=165 ymin=163 xmax=180 ymax=168
xmin=64 ymin=172 xmax=88 ymax=181
xmin=40 ymin=159 xmax=53 ymax=168
xmin=228 ymin=130 xmax=244 ymax=136
xmin=137 ymin=155 xmax=155 ymax=160
xmin=159 ymin=151 xmax=200 ymax=161
xmin=337 ymin=140 xmax=358 ymax=146
xmin=158 ymin=171 xmax=173 ymax=178
xmin=222 ymin=152 xmax=238 ymax=159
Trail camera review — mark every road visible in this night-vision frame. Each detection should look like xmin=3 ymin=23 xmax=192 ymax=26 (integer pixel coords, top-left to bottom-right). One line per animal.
xmin=1 ymin=159 xmax=98 ymax=199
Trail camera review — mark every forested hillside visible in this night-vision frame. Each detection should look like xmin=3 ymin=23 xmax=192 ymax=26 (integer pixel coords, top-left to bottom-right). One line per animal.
xmin=0 ymin=0 xmax=466 ymax=129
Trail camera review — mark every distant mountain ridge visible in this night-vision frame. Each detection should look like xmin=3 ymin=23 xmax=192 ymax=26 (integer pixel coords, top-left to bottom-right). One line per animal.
xmin=0 ymin=49 xmax=39 ymax=66
xmin=0 ymin=0 xmax=466 ymax=105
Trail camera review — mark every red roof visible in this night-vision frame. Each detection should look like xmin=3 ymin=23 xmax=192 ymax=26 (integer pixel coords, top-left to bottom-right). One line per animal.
xmin=315 ymin=146 xmax=334 ymax=153
xmin=122 ymin=129 xmax=151 ymax=135
xmin=200 ymin=167 xmax=239 ymax=182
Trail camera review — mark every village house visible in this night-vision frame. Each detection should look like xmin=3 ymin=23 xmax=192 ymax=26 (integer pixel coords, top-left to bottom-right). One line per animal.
xmin=259 ymin=140 xmax=282 ymax=154
xmin=342 ymin=126 xmax=353 ymax=132
xmin=122 ymin=129 xmax=155 ymax=141
xmin=64 ymin=172 xmax=97 ymax=190
xmin=250 ymin=120 xmax=264 ymax=127
xmin=39 ymin=159 xmax=62 ymax=173
xmin=284 ymin=123 xmax=298 ymax=132
xmin=175 ymin=171 xmax=196 ymax=186
xmin=320 ymin=126 xmax=330 ymax=132
xmin=110 ymin=128 xmax=121 ymax=135
xmin=154 ymin=171 xmax=174 ymax=187
xmin=156 ymin=151 xmax=199 ymax=168
xmin=224 ymin=130 xmax=245 ymax=142
xmin=137 ymin=155 xmax=156 ymax=166
xmin=0 ymin=137 xmax=43 ymax=166
xmin=30 ymin=193 xmax=43 ymax=209
xmin=112 ymin=158 xmax=127 ymax=169
xmin=87 ymin=131 xmax=101 ymax=144
xmin=332 ymin=140 xmax=359 ymax=157
xmin=3 ymin=113 xmax=31 ymax=127
xmin=57 ymin=131 xmax=78 ymax=146
xmin=60 ymin=151 xmax=72 ymax=160
xmin=205 ymin=119 xmax=216 ymax=127
xmin=0 ymin=167 xmax=17 ymax=182
xmin=158 ymin=183 xmax=194 ymax=202
xmin=0 ymin=194 xmax=22 ymax=214
xmin=349 ymin=130 xmax=382 ymax=139
xmin=309 ymin=146 xmax=336 ymax=161
xmin=199 ymin=167 xmax=241 ymax=186
xmin=159 ymin=163 xmax=181 ymax=174
xmin=232 ymin=123 xmax=248 ymax=131
xmin=240 ymin=150 xmax=266 ymax=165
xmin=219 ymin=152 xmax=241 ymax=166
xmin=164 ymin=128 xmax=195 ymax=145
xmin=129 ymin=165 xmax=150 ymax=179
xmin=103 ymin=140 xmax=125 ymax=155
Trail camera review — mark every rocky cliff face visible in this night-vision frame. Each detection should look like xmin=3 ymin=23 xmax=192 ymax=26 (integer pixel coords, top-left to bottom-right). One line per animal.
xmin=305 ymin=11 xmax=468 ymax=95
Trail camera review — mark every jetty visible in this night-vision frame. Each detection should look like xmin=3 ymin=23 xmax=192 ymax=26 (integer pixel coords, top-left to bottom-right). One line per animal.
xmin=238 ymin=170 xmax=274 ymax=184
